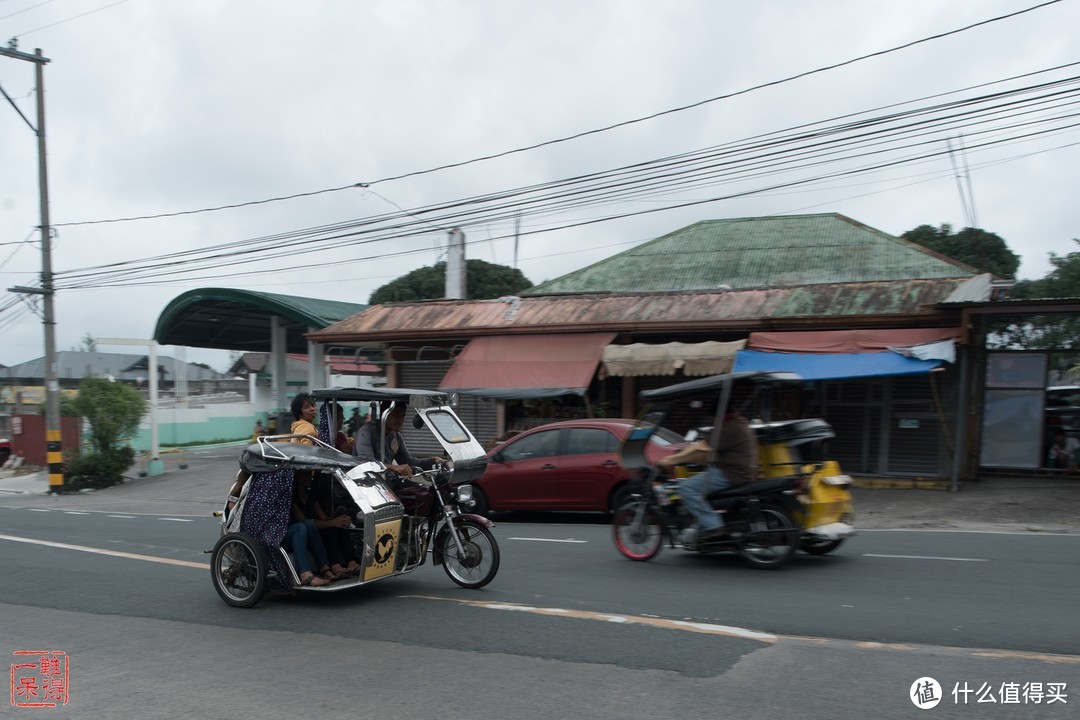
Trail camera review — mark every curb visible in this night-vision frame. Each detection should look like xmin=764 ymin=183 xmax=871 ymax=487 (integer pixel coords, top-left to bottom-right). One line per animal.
xmin=851 ymin=477 xmax=951 ymax=491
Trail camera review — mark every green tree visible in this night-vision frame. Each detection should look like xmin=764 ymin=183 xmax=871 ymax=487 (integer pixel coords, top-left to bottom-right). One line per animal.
xmin=65 ymin=377 xmax=148 ymax=489
xmin=901 ymin=223 xmax=1020 ymax=279
xmin=991 ymin=239 xmax=1080 ymax=350
xmin=369 ymin=259 xmax=532 ymax=304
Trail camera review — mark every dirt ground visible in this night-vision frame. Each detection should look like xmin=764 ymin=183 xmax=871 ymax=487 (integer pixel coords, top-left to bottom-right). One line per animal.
xmin=853 ymin=475 xmax=1080 ymax=533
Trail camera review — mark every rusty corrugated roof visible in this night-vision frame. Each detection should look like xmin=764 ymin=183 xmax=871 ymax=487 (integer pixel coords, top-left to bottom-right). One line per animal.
xmin=524 ymin=213 xmax=977 ymax=295
xmin=311 ymin=278 xmax=971 ymax=344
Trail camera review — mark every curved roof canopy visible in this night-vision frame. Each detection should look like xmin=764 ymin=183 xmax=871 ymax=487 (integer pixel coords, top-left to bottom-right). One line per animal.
xmin=155 ymin=288 xmax=366 ymax=354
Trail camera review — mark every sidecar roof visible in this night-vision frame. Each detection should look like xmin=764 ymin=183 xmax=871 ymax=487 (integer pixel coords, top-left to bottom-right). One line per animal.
xmin=239 ymin=439 xmax=359 ymax=473
xmin=639 ymin=370 xmax=804 ymax=402
xmin=309 ymin=387 xmax=451 ymax=406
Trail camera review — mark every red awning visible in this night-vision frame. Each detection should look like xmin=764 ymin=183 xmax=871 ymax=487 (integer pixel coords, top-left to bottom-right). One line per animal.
xmin=327 ymin=359 xmax=382 ymax=376
xmin=748 ymin=328 xmax=960 ymax=354
xmin=439 ymin=332 xmax=616 ymax=396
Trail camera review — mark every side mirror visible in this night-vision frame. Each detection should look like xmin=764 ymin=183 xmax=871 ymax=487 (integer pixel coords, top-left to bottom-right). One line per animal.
xmin=412 ymin=413 xmax=424 ymax=430
xmin=491 ymin=450 xmax=504 ymax=463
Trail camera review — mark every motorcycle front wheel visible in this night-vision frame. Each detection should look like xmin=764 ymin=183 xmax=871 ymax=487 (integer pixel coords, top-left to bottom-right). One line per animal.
xmin=210 ymin=532 xmax=267 ymax=608
xmin=612 ymin=502 xmax=664 ymax=561
xmin=439 ymin=520 xmax=500 ymax=589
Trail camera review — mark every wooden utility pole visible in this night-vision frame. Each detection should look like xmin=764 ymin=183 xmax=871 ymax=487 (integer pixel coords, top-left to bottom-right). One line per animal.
xmin=1 ymin=44 xmax=62 ymax=492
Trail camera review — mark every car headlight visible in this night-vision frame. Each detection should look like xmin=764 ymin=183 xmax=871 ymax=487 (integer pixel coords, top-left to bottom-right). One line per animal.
xmin=456 ymin=484 xmax=474 ymax=505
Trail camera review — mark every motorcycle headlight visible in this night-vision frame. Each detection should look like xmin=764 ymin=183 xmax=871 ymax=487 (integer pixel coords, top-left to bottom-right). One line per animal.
xmin=456 ymin=484 xmax=474 ymax=505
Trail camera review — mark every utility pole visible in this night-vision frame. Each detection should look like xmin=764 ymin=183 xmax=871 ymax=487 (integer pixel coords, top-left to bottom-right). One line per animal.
xmin=1 ymin=44 xmax=61 ymax=492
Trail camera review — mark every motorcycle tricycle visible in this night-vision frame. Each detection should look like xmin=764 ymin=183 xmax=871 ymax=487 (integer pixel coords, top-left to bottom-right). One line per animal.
xmin=613 ymin=371 xmax=854 ymax=568
xmin=209 ymin=388 xmax=497 ymax=608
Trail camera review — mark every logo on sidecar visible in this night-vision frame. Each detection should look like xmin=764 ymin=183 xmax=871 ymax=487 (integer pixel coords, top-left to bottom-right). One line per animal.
xmin=374 ymin=533 xmax=396 ymax=564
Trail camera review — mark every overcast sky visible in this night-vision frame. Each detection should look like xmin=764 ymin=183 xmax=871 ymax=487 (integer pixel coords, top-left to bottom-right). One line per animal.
xmin=1 ymin=0 xmax=1078 ymax=372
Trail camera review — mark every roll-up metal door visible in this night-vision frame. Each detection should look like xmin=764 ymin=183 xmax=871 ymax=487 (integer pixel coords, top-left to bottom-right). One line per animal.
xmin=397 ymin=361 xmax=499 ymax=456
xmin=886 ymin=375 xmax=948 ymax=476
xmin=815 ymin=380 xmax=885 ymax=475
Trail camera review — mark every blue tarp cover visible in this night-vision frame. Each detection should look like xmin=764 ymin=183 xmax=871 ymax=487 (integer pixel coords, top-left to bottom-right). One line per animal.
xmin=733 ymin=350 xmax=943 ymax=380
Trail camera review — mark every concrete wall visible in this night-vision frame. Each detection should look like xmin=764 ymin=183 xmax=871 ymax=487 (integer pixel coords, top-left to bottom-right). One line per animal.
xmin=128 ymin=374 xmax=380 ymax=450
xmin=131 ymin=404 xmax=267 ymax=450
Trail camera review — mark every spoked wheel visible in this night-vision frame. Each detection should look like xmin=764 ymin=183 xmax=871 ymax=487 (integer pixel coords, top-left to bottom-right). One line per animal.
xmin=612 ymin=502 xmax=664 ymax=561
xmin=800 ymin=537 xmax=846 ymax=555
xmin=440 ymin=520 xmax=500 ymax=589
xmin=210 ymin=532 xmax=268 ymax=608
xmin=737 ymin=506 xmax=798 ymax=570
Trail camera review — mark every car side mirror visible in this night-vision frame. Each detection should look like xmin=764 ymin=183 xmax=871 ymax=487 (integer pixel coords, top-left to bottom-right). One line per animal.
xmin=412 ymin=413 xmax=424 ymax=430
xmin=491 ymin=450 xmax=505 ymax=463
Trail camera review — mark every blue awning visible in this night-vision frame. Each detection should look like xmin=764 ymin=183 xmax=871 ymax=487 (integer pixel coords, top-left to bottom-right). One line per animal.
xmin=733 ymin=350 xmax=943 ymax=380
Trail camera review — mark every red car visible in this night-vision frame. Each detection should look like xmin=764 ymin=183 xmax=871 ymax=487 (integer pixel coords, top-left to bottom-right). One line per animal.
xmin=472 ymin=419 xmax=686 ymax=515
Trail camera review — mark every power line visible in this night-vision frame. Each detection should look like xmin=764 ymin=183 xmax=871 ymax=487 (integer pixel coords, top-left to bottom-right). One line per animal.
xmin=50 ymin=70 xmax=1080 ymax=290
xmin=9 ymin=0 xmax=128 ymax=38
xmin=51 ymin=0 xmax=1065 ymax=229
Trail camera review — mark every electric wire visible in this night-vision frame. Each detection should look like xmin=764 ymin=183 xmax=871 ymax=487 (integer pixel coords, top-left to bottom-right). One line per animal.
xmin=9 ymin=0 xmax=128 ymax=38
xmin=49 ymin=0 xmax=1067 ymax=229
xmin=52 ymin=76 xmax=1080 ymax=293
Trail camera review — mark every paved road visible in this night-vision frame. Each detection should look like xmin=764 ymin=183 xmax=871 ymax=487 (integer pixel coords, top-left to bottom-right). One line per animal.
xmin=4 ymin=443 xmax=1079 ymax=532
xmin=1 ymin=447 xmax=1077 ymax=718
xmin=3 ymin=503 xmax=1078 ymax=718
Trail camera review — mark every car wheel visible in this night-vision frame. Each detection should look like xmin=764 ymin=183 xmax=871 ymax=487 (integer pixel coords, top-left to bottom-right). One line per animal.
xmin=609 ymin=484 xmax=631 ymax=514
xmin=470 ymin=485 xmax=491 ymax=517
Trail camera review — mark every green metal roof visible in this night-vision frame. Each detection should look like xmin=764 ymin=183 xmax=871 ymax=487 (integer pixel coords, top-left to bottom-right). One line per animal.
xmin=154 ymin=288 xmax=367 ymax=354
xmin=525 ymin=213 xmax=977 ymax=295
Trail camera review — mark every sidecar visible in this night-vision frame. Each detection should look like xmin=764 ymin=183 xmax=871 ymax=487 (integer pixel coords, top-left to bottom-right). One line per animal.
xmin=209 ymin=388 xmax=489 ymax=608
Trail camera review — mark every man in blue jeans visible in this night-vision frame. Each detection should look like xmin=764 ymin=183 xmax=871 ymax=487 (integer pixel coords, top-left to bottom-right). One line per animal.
xmin=658 ymin=410 xmax=758 ymax=542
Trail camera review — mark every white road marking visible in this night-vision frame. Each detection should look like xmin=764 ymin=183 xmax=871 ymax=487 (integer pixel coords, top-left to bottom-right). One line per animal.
xmin=403 ymin=595 xmax=777 ymax=641
xmin=508 ymin=537 xmax=587 ymax=543
xmin=863 ymin=553 xmax=988 ymax=562
xmin=107 ymin=515 xmax=136 ymax=519
xmin=401 ymin=596 xmax=1080 ymax=665
xmin=0 ymin=530 xmax=1075 ymax=667
xmin=158 ymin=518 xmax=194 ymax=522
xmin=0 ymin=506 xmax=211 ymax=519
xmin=0 ymin=533 xmax=208 ymax=569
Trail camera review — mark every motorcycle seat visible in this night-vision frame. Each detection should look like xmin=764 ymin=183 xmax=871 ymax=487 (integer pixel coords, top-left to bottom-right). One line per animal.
xmin=707 ymin=475 xmax=799 ymax=500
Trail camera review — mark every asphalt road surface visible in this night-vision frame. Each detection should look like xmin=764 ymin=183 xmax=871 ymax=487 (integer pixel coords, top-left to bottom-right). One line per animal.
xmin=0 ymin=447 xmax=1076 ymax=719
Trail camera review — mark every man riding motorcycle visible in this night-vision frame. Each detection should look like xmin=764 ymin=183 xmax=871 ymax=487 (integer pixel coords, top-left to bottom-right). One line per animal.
xmin=657 ymin=408 xmax=758 ymax=542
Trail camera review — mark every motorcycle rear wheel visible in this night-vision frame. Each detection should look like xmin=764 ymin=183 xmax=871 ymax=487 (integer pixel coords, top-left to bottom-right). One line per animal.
xmin=440 ymin=520 xmax=500 ymax=589
xmin=612 ymin=502 xmax=664 ymax=561
xmin=737 ymin=506 xmax=798 ymax=570
xmin=800 ymin=537 xmax=845 ymax=555
xmin=210 ymin=532 xmax=267 ymax=608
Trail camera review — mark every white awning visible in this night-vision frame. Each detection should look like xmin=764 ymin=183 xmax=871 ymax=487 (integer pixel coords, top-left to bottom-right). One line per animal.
xmin=600 ymin=340 xmax=746 ymax=378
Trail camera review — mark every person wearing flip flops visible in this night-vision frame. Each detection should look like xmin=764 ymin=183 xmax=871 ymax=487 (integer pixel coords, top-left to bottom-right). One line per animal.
xmin=293 ymin=474 xmax=362 ymax=580
xmin=283 ymin=512 xmax=334 ymax=586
